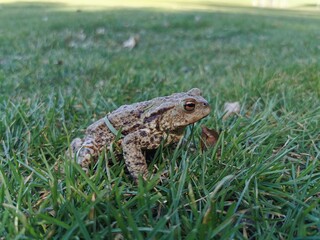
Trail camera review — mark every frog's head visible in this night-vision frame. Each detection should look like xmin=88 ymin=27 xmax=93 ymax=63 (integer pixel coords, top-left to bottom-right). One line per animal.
xmin=144 ymin=88 xmax=210 ymax=130
xmin=171 ymin=88 xmax=211 ymax=128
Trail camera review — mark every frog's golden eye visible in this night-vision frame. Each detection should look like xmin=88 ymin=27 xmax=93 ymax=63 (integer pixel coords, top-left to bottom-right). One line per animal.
xmin=183 ymin=101 xmax=196 ymax=111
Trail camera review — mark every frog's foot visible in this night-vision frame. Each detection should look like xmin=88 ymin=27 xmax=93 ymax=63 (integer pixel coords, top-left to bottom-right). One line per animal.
xmin=132 ymin=172 xmax=149 ymax=184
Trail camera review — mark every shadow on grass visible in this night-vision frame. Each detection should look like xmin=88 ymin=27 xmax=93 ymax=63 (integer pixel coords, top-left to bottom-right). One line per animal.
xmin=0 ymin=1 xmax=319 ymax=101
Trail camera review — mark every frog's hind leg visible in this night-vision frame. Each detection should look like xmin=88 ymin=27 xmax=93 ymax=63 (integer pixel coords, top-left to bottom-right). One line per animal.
xmin=68 ymin=135 xmax=110 ymax=172
xmin=69 ymin=138 xmax=83 ymax=156
xmin=65 ymin=137 xmax=83 ymax=160
xmin=67 ymin=137 xmax=93 ymax=167
xmin=74 ymin=137 xmax=102 ymax=171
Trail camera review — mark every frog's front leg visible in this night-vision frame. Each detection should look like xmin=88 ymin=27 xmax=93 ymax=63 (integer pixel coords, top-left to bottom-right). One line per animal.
xmin=122 ymin=129 xmax=162 ymax=181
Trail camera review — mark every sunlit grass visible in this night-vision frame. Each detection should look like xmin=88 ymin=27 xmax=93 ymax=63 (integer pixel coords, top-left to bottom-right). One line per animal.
xmin=1 ymin=0 xmax=319 ymax=11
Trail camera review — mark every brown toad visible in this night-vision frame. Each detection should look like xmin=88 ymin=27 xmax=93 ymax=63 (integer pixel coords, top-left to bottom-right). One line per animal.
xmin=68 ymin=88 xmax=210 ymax=181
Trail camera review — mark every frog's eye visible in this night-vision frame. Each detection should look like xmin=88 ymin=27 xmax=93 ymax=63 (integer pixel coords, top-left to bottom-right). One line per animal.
xmin=183 ymin=101 xmax=196 ymax=111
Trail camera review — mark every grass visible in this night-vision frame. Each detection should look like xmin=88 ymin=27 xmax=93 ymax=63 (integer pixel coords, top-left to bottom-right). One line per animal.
xmin=0 ymin=1 xmax=320 ymax=239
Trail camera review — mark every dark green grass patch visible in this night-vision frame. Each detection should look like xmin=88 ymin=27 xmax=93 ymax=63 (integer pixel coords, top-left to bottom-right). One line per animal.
xmin=0 ymin=2 xmax=319 ymax=239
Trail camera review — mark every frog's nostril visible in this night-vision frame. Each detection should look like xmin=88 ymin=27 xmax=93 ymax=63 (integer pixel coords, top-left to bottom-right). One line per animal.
xmin=202 ymin=102 xmax=209 ymax=107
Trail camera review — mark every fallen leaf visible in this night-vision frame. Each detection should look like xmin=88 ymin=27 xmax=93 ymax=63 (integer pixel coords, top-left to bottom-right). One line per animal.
xmin=123 ymin=35 xmax=139 ymax=49
xmin=96 ymin=27 xmax=106 ymax=35
xmin=223 ymin=102 xmax=241 ymax=120
xmin=200 ymin=125 xmax=220 ymax=151
xmin=76 ymin=30 xmax=86 ymax=41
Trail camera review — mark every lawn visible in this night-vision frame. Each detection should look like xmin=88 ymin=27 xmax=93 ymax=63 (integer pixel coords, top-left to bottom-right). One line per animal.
xmin=0 ymin=1 xmax=320 ymax=239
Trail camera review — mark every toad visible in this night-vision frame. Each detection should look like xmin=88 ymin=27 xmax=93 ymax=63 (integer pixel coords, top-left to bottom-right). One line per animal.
xmin=68 ymin=88 xmax=210 ymax=181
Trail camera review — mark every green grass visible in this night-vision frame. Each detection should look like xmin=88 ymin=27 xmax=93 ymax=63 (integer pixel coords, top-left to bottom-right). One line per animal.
xmin=0 ymin=1 xmax=320 ymax=239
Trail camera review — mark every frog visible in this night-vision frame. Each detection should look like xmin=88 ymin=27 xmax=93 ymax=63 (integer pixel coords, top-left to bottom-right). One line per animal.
xmin=68 ymin=88 xmax=210 ymax=181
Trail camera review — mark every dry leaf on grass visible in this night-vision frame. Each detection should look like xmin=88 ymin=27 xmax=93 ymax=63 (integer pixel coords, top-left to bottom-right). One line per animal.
xmin=200 ymin=125 xmax=220 ymax=151
xmin=123 ymin=35 xmax=139 ymax=49
xmin=96 ymin=27 xmax=106 ymax=35
xmin=223 ymin=102 xmax=241 ymax=120
xmin=76 ymin=30 xmax=86 ymax=41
